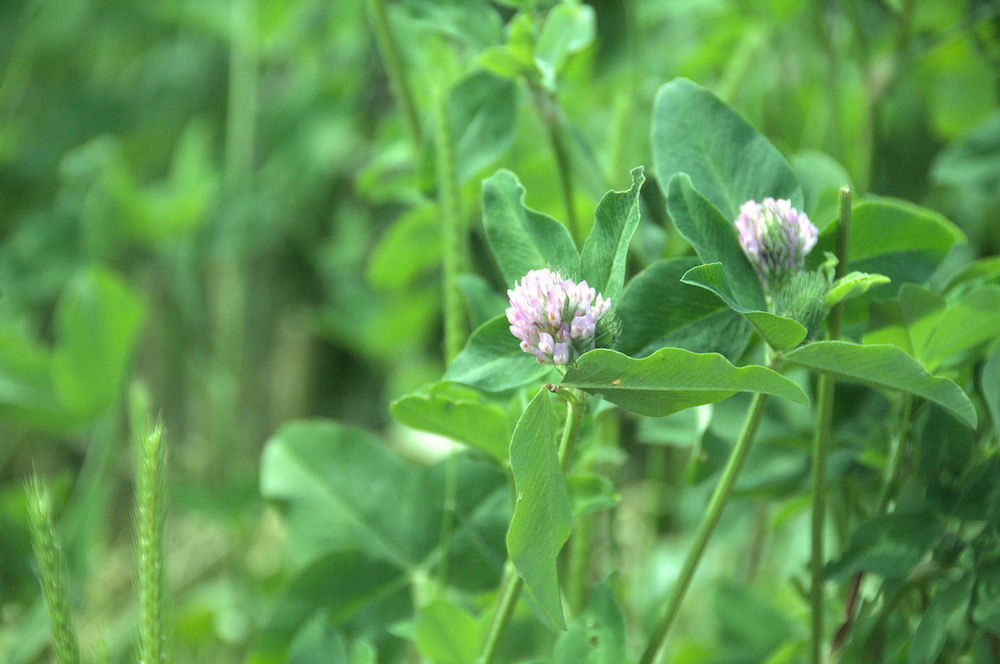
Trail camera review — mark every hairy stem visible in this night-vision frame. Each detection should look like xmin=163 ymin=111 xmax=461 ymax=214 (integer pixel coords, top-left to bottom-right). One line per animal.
xmin=478 ymin=390 xmax=588 ymax=664
xmin=365 ymin=0 xmax=421 ymax=147
xmin=26 ymin=474 xmax=81 ymax=664
xmin=529 ymin=85 xmax=581 ymax=246
xmin=640 ymin=387 xmax=774 ymax=664
xmin=432 ymin=81 xmax=466 ymax=364
xmin=810 ymin=186 xmax=851 ymax=664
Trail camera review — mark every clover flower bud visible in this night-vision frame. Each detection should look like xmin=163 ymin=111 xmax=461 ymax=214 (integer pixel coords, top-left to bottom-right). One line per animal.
xmin=735 ymin=198 xmax=817 ymax=290
xmin=506 ymin=268 xmax=612 ymax=365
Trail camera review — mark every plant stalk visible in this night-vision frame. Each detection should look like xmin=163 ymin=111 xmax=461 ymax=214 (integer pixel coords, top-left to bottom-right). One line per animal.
xmin=135 ymin=410 xmax=169 ymax=664
xmin=529 ymin=85 xmax=581 ymax=246
xmin=810 ymin=186 xmax=851 ymax=664
xmin=640 ymin=389 xmax=774 ymax=664
xmin=478 ymin=389 xmax=587 ymax=664
xmin=432 ymin=81 xmax=465 ymax=364
xmin=26 ymin=474 xmax=81 ymax=664
xmin=365 ymin=0 xmax=421 ymax=147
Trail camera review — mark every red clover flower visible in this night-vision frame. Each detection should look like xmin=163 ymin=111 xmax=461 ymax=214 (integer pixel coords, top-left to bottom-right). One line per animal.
xmin=506 ymin=268 xmax=612 ymax=365
xmin=735 ymin=198 xmax=817 ymax=290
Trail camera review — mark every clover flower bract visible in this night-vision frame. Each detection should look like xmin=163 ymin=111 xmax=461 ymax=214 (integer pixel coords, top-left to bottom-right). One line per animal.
xmin=735 ymin=198 xmax=817 ymax=290
xmin=506 ymin=268 xmax=612 ymax=365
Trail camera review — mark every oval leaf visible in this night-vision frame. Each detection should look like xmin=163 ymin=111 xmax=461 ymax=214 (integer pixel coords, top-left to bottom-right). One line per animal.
xmin=666 ymin=173 xmax=766 ymax=310
xmin=390 ymin=382 xmax=510 ymax=462
xmin=580 ymin=166 xmax=645 ymax=303
xmin=449 ymin=72 xmax=518 ymax=182
xmin=652 ymin=77 xmax=803 ymax=220
xmin=561 ymin=348 xmax=808 ymax=417
xmin=784 ymin=341 xmax=977 ymax=428
xmin=507 ymin=388 xmax=571 ymax=630
xmin=260 ymin=420 xmax=422 ymax=568
xmin=813 ymin=199 xmax=966 ymax=290
xmin=443 ymin=316 xmax=552 ymax=392
xmin=615 ymin=257 xmax=752 ymax=360
xmin=681 ymin=263 xmax=808 ymax=350
xmin=482 ymin=169 xmax=580 ymax=286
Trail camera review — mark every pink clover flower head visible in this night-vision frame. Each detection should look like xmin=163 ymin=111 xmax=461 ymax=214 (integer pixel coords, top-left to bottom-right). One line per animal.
xmin=735 ymin=198 xmax=817 ymax=289
xmin=506 ymin=268 xmax=612 ymax=365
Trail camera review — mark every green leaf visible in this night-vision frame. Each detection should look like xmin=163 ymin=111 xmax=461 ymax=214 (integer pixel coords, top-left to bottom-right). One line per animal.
xmin=681 ymin=263 xmax=807 ymax=350
xmin=908 ymin=573 xmax=974 ymax=664
xmin=482 ymin=169 xmax=580 ymax=286
xmin=863 ymin=300 xmax=913 ymax=353
xmin=442 ymin=315 xmax=552 ymax=392
xmin=784 ymin=341 xmax=977 ymax=428
xmin=260 ymin=421 xmax=422 ymax=568
xmin=51 ymin=266 xmax=146 ymax=417
xmin=415 ymin=598 xmax=483 ymax=664
xmin=455 ymin=273 xmax=506 ymax=329
xmin=0 ymin=322 xmax=78 ymax=430
xmin=665 ymin=173 xmax=766 ymax=310
xmin=944 ymin=256 xmax=1000 ymax=291
xmin=824 ymin=272 xmax=891 ymax=309
xmin=954 ymin=456 xmax=1000 ymax=523
xmin=553 ymin=581 xmax=627 ymax=664
xmin=983 ymin=344 xmax=1000 ymax=439
xmin=790 ymin=149 xmax=851 ymax=230
xmin=390 ymin=382 xmax=511 ymax=463
xmin=580 ymin=167 xmax=644 ymax=304
xmin=479 ymin=13 xmax=535 ymax=80
xmin=448 ymin=72 xmax=518 ymax=182
xmin=507 ymin=388 xmax=571 ymax=630
xmin=561 ymin=348 xmax=808 ymax=417
xmin=255 ymin=551 xmax=409 ymax=656
xmin=825 ymin=512 xmax=941 ymax=579
xmin=288 ymin=612 xmax=348 ymax=664
xmin=566 ymin=475 xmax=620 ymax=518
xmin=615 ymin=257 xmax=752 ymax=360
xmin=973 ymin=564 xmax=1000 ymax=635
xmin=913 ymin=286 xmax=1000 ymax=371
xmin=367 ymin=203 xmax=441 ymax=290
xmin=534 ymin=1 xmax=595 ymax=89
xmin=652 ymin=78 xmax=803 ymax=220
xmin=813 ymin=199 xmax=966 ymax=290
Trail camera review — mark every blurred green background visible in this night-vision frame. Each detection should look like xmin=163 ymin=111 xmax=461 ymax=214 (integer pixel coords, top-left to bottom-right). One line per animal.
xmin=1 ymin=0 xmax=998 ymax=661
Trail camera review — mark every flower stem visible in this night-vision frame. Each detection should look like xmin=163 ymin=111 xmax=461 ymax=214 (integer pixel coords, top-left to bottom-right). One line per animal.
xmin=810 ymin=186 xmax=851 ymax=664
xmin=478 ymin=389 xmax=587 ymax=664
xmin=529 ymin=85 xmax=580 ymax=246
xmin=640 ymin=389 xmax=773 ymax=664
xmin=26 ymin=474 xmax=81 ymax=664
xmin=365 ymin=0 xmax=421 ymax=148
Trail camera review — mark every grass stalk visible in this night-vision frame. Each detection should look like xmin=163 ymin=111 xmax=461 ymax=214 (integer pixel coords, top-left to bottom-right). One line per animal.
xmin=26 ymin=474 xmax=81 ymax=664
xmin=639 ymin=389 xmax=774 ymax=664
xmin=810 ymin=186 xmax=852 ymax=664
xmin=135 ymin=413 xmax=170 ymax=664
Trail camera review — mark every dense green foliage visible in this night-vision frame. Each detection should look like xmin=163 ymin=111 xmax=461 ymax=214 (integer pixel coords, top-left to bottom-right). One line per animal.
xmin=2 ymin=1 xmax=1000 ymax=663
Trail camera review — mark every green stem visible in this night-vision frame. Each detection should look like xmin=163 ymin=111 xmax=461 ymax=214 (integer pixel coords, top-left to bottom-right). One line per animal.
xmin=530 ymin=85 xmax=580 ymax=246
xmin=640 ymin=389 xmax=774 ymax=664
xmin=224 ymin=0 xmax=256 ymax=191
xmin=810 ymin=186 xmax=851 ymax=664
xmin=366 ymin=0 xmax=421 ymax=147
xmin=478 ymin=389 xmax=588 ymax=664
xmin=432 ymin=82 xmax=465 ymax=364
